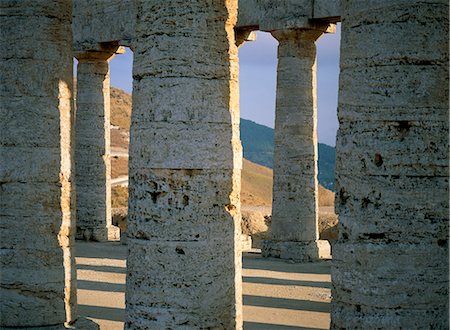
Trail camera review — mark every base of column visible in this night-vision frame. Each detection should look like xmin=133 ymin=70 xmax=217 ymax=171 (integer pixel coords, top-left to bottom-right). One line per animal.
xmin=76 ymin=225 xmax=120 ymax=241
xmin=241 ymin=234 xmax=252 ymax=252
xmin=69 ymin=317 xmax=100 ymax=329
xmin=1 ymin=318 xmax=100 ymax=330
xmin=261 ymin=240 xmax=331 ymax=262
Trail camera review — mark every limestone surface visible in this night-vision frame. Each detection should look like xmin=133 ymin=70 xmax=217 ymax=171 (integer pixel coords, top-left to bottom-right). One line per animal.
xmin=72 ymin=0 xmax=340 ymax=53
xmin=75 ymin=51 xmax=119 ymax=241
xmin=125 ymin=1 xmax=242 ymax=329
xmin=0 ymin=0 xmax=76 ymax=327
xmin=332 ymin=1 xmax=449 ymax=328
xmin=237 ymin=0 xmax=340 ymax=31
xmin=263 ymin=28 xmax=331 ymax=261
xmin=73 ymin=0 xmax=135 ymax=51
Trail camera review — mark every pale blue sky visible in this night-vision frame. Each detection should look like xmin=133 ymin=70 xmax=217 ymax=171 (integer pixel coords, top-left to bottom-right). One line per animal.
xmin=109 ymin=25 xmax=341 ymax=146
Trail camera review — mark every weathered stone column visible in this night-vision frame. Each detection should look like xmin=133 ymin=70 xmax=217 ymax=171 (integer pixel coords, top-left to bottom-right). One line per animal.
xmin=0 ymin=0 xmax=76 ymax=327
xmin=125 ymin=1 xmax=242 ymax=329
xmin=332 ymin=1 xmax=449 ymax=328
xmin=74 ymin=51 xmax=120 ymax=241
xmin=262 ymin=29 xmax=331 ymax=262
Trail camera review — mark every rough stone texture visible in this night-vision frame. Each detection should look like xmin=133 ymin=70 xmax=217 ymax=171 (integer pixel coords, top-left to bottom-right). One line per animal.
xmin=241 ymin=209 xmax=269 ymax=236
xmin=262 ymin=28 xmax=331 ymax=262
xmin=331 ymin=1 xmax=449 ymax=328
xmin=0 ymin=1 xmax=76 ymax=327
xmin=262 ymin=240 xmax=331 ymax=261
xmin=73 ymin=0 xmax=135 ymax=51
xmin=72 ymin=0 xmax=340 ymax=53
xmin=125 ymin=1 xmax=242 ymax=329
xmin=313 ymin=0 xmax=340 ymax=22
xmin=237 ymin=0 xmax=340 ymax=31
xmin=112 ymin=207 xmax=128 ymax=244
xmin=112 ymin=207 xmax=128 ymax=232
xmin=75 ymin=51 xmax=119 ymax=242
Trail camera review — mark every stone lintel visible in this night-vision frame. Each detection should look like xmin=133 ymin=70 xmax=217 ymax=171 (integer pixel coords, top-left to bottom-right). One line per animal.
xmin=313 ymin=0 xmax=340 ymax=23
xmin=74 ymin=42 xmax=123 ymax=61
xmin=257 ymin=4 xmax=338 ymax=33
xmin=262 ymin=240 xmax=331 ymax=262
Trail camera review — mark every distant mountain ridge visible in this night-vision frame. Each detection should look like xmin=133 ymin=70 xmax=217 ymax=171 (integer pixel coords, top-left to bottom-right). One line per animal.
xmin=240 ymin=118 xmax=336 ymax=191
xmin=108 ymin=87 xmax=336 ymax=191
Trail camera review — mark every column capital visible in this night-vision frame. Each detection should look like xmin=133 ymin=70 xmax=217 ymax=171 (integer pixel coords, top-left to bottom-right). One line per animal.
xmin=74 ymin=44 xmax=125 ymax=62
xmin=235 ymin=29 xmax=257 ymax=48
xmin=270 ymin=25 xmax=333 ymax=44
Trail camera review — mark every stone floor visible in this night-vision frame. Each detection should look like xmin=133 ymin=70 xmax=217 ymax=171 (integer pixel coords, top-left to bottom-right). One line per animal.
xmin=76 ymin=241 xmax=331 ymax=329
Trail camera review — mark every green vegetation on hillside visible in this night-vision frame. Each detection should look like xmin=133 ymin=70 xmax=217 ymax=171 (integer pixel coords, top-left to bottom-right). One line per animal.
xmin=108 ymin=87 xmax=336 ymax=191
xmin=318 ymin=143 xmax=336 ymax=191
xmin=240 ymin=118 xmax=336 ymax=191
xmin=240 ymin=119 xmax=274 ymax=169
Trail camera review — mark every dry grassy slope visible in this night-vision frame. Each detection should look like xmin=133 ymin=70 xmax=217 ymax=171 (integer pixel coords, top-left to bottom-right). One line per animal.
xmin=110 ymin=87 xmax=132 ymax=130
xmin=241 ymin=159 xmax=273 ymax=206
xmin=242 ymin=159 xmax=334 ymax=207
xmin=109 ymin=87 xmax=335 ymax=208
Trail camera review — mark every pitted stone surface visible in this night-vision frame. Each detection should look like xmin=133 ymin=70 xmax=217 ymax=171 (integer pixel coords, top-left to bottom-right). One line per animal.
xmin=332 ymin=1 xmax=449 ymax=328
xmin=72 ymin=0 xmax=340 ymax=53
xmin=73 ymin=0 xmax=135 ymax=50
xmin=0 ymin=0 xmax=76 ymax=327
xmin=262 ymin=240 xmax=331 ymax=262
xmin=125 ymin=1 xmax=242 ymax=329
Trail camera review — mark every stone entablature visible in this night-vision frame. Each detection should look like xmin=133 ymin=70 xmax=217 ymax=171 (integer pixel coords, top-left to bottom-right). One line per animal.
xmin=73 ymin=0 xmax=340 ymax=52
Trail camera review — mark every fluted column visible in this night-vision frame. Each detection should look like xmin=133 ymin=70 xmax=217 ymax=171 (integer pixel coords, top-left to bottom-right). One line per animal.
xmin=75 ymin=51 xmax=120 ymax=241
xmin=125 ymin=1 xmax=242 ymax=329
xmin=0 ymin=1 xmax=76 ymax=327
xmin=262 ymin=29 xmax=331 ymax=262
xmin=332 ymin=1 xmax=448 ymax=328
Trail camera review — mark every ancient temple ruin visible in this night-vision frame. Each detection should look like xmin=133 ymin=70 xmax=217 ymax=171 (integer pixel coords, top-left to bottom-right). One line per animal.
xmin=1 ymin=0 xmax=448 ymax=329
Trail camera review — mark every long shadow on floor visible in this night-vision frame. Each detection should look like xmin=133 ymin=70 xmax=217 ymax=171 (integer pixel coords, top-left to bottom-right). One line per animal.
xmin=244 ymin=322 xmax=325 ymax=330
xmin=243 ymin=253 xmax=331 ymax=275
xmin=76 ymin=263 xmax=127 ymax=274
xmin=243 ymin=276 xmax=331 ymax=289
xmin=75 ymin=241 xmax=127 ymax=260
xmin=75 ymin=243 xmax=331 ymax=328
xmin=78 ymin=280 xmax=125 ymax=293
xmin=78 ymin=305 xmax=125 ymax=323
xmin=244 ymin=295 xmax=330 ymax=313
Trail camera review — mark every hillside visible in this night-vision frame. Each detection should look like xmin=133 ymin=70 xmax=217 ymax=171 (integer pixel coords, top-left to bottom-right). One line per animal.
xmin=241 ymin=159 xmax=273 ymax=206
xmin=109 ymin=88 xmax=336 ymax=190
xmin=240 ymin=119 xmax=274 ymax=169
xmin=240 ymin=119 xmax=336 ymax=191
xmin=110 ymin=87 xmax=132 ymax=130
xmin=109 ymin=88 xmax=337 ymax=240
xmin=241 ymin=159 xmax=334 ymax=207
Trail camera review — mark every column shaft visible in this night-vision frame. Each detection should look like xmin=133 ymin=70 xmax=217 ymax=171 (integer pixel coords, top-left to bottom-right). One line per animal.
xmin=0 ymin=1 xmax=76 ymax=327
xmin=126 ymin=1 xmax=242 ymax=329
xmin=332 ymin=1 xmax=449 ymax=328
xmin=262 ymin=29 xmax=330 ymax=261
xmin=75 ymin=55 xmax=119 ymax=241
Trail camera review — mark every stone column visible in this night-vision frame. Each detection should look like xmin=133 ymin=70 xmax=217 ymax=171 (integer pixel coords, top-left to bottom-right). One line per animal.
xmin=332 ymin=1 xmax=449 ymax=328
xmin=74 ymin=51 xmax=120 ymax=241
xmin=262 ymin=29 xmax=330 ymax=262
xmin=125 ymin=1 xmax=242 ymax=329
xmin=0 ymin=1 xmax=76 ymax=327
